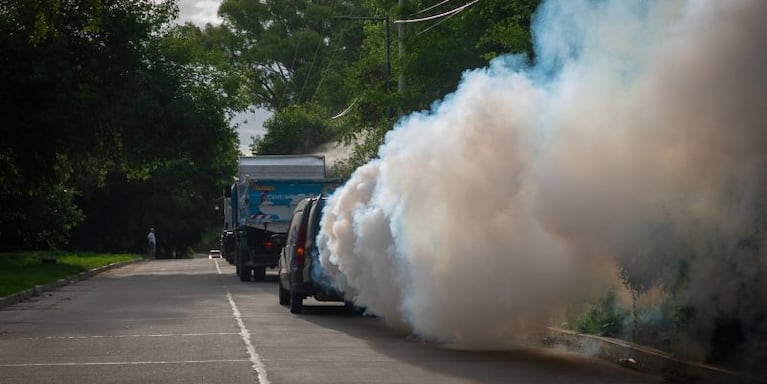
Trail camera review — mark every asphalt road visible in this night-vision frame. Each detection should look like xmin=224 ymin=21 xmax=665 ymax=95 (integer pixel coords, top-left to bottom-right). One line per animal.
xmin=0 ymin=257 xmax=666 ymax=384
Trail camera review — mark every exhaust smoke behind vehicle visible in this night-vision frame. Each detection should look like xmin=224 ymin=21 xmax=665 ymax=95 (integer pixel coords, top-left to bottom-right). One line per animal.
xmin=316 ymin=0 xmax=767 ymax=368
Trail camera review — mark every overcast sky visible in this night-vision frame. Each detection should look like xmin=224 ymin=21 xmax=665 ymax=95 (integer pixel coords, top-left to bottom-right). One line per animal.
xmin=176 ymin=0 xmax=270 ymax=155
xmin=176 ymin=0 xmax=222 ymax=26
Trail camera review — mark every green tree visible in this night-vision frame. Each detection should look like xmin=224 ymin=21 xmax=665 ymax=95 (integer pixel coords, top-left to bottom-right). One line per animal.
xmin=216 ymin=0 xmax=366 ymax=111
xmin=0 ymin=0 xmax=177 ymax=249
xmin=250 ymin=103 xmax=336 ymax=155
xmin=0 ymin=0 xmax=239 ymax=253
xmin=475 ymin=0 xmax=539 ymax=61
xmin=176 ymin=0 xmax=542 ymax=174
xmin=196 ymin=0 xmax=367 ymax=155
xmin=327 ymin=0 xmax=541 ymax=176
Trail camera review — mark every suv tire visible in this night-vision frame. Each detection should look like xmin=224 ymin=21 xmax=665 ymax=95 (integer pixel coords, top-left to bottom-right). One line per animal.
xmin=279 ymin=283 xmax=290 ymax=306
xmin=289 ymin=291 xmax=303 ymax=314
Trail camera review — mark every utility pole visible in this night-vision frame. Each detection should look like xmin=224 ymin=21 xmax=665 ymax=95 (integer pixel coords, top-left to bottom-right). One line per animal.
xmin=398 ymin=0 xmax=405 ymax=92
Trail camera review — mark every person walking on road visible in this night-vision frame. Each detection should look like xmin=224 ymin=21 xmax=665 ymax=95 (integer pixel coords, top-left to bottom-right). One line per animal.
xmin=146 ymin=228 xmax=156 ymax=259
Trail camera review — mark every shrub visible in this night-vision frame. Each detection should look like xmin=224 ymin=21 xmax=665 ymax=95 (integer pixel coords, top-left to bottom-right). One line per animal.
xmin=574 ymin=290 xmax=629 ymax=338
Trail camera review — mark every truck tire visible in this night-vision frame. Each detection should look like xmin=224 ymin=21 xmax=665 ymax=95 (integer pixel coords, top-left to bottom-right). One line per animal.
xmin=289 ymin=292 xmax=303 ymax=314
xmin=279 ymin=283 xmax=290 ymax=306
xmin=238 ymin=255 xmax=251 ymax=282
xmin=253 ymin=266 xmax=266 ymax=281
xmin=239 ymin=264 xmax=251 ymax=281
xmin=237 ymin=240 xmax=251 ymax=282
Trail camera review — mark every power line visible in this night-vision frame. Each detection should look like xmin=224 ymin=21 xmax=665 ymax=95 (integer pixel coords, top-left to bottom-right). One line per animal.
xmin=330 ymin=97 xmax=360 ymax=120
xmin=313 ymin=23 xmax=351 ymax=100
xmin=394 ymin=0 xmax=479 ymax=24
xmin=298 ymin=23 xmax=328 ymax=102
xmin=410 ymin=0 xmax=452 ymax=16
xmin=416 ymin=6 xmax=464 ymax=36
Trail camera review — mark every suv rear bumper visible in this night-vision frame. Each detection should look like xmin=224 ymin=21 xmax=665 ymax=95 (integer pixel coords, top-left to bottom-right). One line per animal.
xmin=290 ymin=271 xmax=344 ymax=302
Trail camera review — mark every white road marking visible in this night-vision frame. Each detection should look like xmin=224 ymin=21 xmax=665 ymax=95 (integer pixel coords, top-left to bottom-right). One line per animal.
xmin=0 ymin=359 xmax=249 ymax=367
xmin=216 ymin=259 xmax=270 ymax=384
xmin=214 ymin=258 xmax=223 ymax=274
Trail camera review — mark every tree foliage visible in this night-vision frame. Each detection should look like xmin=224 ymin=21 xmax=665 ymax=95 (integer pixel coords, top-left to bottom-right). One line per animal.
xmin=250 ymin=103 xmax=336 ymax=155
xmin=0 ymin=0 xmax=542 ymax=252
xmin=198 ymin=0 xmax=541 ymax=166
xmin=329 ymin=0 xmax=541 ymax=175
xmin=0 ymin=0 xmax=238 ymax=255
xmin=216 ymin=0 xmax=366 ymax=112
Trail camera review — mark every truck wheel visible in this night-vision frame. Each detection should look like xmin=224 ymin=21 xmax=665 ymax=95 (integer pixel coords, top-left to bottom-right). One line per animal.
xmin=279 ymin=283 xmax=290 ymax=306
xmin=253 ymin=267 xmax=266 ymax=281
xmin=238 ymin=261 xmax=251 ymax=282
xmin=236 ymin=238 xmax=250 ymax=281
xmin=289 ymin=292 xmax=303 ymax=314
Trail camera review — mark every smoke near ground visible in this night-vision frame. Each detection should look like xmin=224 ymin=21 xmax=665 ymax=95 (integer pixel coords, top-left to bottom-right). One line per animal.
xmin=317 ymin=0 xmax=767 ymax=369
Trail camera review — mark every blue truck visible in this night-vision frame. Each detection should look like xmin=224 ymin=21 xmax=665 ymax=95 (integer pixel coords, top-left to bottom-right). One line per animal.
xmin=222 ymin=155 xmax=339 ymax=281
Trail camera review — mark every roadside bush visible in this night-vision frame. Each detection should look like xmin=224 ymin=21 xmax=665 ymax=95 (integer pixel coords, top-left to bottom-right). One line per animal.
xmin=573 ymin=290 xmax=629 ymax=338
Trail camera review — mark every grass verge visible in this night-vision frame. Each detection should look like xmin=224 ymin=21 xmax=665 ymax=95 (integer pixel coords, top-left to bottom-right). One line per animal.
xmin=0 ymin=251 xmax=142 ymax=297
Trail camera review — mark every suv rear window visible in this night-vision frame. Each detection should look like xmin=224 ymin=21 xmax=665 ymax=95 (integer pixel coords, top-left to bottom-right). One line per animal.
xmin=304 ymin=196 xmax=326 ymax=256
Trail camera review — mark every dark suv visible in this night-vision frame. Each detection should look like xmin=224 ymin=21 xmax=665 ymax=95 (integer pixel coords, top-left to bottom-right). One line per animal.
xmin=278 ymin=194 xmax=345 ymax=314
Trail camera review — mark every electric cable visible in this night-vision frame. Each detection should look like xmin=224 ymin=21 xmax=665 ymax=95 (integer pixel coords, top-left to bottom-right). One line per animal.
xmin=313 ymin=21 xmax=352 ymax=100
xmin=394 ymin=0 xmax=479 ymax=24
xmin=298 ymin=22 xmax=328 ymax=102
xmin=416 ymin=6 xmax=464 ymax=35
xmin=410 ymin=0 xmax=452 ymax=16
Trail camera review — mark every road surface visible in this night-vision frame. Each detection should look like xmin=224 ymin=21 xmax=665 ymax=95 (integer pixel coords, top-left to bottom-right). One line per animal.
xmin=0 ymin=257 xmax=666 ymax=383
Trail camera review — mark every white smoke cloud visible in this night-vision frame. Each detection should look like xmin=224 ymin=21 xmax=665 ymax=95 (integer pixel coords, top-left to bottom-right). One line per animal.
xmin=317 ymin=0 xmax=767 ymax=361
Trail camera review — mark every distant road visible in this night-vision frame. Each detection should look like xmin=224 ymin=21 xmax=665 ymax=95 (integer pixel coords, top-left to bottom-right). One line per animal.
xmin=0 ymin=257 xmax=663 ymax=383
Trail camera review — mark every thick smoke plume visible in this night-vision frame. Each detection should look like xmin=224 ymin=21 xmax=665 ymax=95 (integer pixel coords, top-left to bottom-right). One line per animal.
xmin=317 ymin=0 xmax=767 ymax=367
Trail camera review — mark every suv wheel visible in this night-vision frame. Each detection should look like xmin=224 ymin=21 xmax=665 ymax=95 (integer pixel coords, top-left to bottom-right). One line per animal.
xmin=289 ymin=292 xmax=303 ymax=314
xmin=279 ymin=283 xmax=290 ymax=306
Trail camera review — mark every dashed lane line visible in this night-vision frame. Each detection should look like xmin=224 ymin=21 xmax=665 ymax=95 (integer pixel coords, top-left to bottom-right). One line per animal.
xmin=216 ymin=259 xmax=270 ymax=384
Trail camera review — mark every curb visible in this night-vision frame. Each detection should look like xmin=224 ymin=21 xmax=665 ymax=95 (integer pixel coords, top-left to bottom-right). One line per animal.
xmin=543 ymin=327 xmax=766 ymax=383
xmin=0 ymin=258 xmax=145 ymax=310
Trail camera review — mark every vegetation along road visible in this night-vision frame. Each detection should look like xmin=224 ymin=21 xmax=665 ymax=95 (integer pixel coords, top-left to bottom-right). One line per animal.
xmin=0 ymin=257 xmax=665 ymax=384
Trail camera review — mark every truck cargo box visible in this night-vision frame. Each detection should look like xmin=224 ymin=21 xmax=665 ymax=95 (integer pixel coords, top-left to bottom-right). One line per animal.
xmin=235 ymin=179 xmax=337 ymax=232
xmin=238 ymin=155 xmax=326 ymax=181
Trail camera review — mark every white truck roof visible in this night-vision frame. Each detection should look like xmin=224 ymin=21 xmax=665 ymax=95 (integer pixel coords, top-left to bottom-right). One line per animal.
xmin=238 ymin=155 xmax=327 ymax=181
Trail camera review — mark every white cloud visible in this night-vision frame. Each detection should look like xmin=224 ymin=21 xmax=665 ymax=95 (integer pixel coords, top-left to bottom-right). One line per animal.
xmin=231 ymin=109 xmax=272 ymax=156
xmin=176 ymin=0 xmax=223 ymax=26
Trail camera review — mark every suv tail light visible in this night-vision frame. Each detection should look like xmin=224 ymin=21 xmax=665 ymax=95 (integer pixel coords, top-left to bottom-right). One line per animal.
xmin=296 ymin=222 xmax=307 ymax=267
xmin=264 ymin=240 xmax=273 ymax=250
